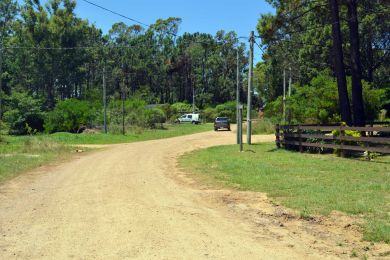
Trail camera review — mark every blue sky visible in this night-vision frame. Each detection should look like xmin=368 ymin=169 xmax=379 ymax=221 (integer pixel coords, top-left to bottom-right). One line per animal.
xmin=72 ymin=0 xmax=275 ymax=37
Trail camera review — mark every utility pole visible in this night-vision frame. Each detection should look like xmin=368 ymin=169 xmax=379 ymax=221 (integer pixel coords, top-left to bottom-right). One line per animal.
xmin=238 ymin=104 xmax=243 ymax=152
xmin=236 ymin=48 xmax=240 ymax=144
xmin=102 ymin=66 xmax=107 ymax=133
xmin=283 ymin=68 xmax=286 ymax=124
xmin=192 ymin=84 xmax=195 ymax=113
xmin=288 ymin=67 xmax=292 ymax=97
xmin=246 ymin=31 xmax=254 ymax=145
xmin=121 ymin=79 xmax=125 ymax=135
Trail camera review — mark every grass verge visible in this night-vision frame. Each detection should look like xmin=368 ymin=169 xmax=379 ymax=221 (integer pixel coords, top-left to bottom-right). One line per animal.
xmin=0 ymin=136 xmax=77 ymax=183
xmin=0 ymin=123 xmax=212 ymax=183
xmin=179 ymin=142 xmax=390 ymax=244
xmin=40 ymin=123 xmax=212 ymax=144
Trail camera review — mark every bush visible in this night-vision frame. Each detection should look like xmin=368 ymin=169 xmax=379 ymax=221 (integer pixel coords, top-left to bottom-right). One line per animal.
xmin=202 ymin=107 xmax=218 ymax=122
xmin=3 ymin=92 xmax=44 ymax=135
xmin=45 ymin=99 xmax=97 ymax=133
xmin=107 ymin=99 xmax=167 ymax=131
xmin=215 ymin=101 xmax=236 ymax=123
xmin=145 ymin=108 xmax=165 ymax=129
xmin=252 ymin=118 xmax=275 ymax=134
xmin=158 ymin=104 xmax=176 ymax=123
xmin=171 ymin=102 xmax=192 ymax=114
xmin=109 ymin=98 xmax=146 ymax=128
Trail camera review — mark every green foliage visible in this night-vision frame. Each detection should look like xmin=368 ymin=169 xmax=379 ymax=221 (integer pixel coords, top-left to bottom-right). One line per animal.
xmin=215 ymin=101 xmax=236 ymax=123
xmin=265 ymin=72 xmax=386 ymax=124
xmin=257 ymin=0 xmax=388 ymax=107
xmin=107 ymin=99 xmax=167 ymax=130
xmin=251 ymin=118 xmax=275 ymax=134
xmin=171 ymin=102 xmax=192 ymax=113
xmin=144 ymin=108 xmax=165 ymax=129
xmin=361 ymin=81 xmax=387 ymax=122
xmin=202 ymin=107 xmax=218 ymax=122
xmin=158 ymin=104 xmax=176 ymax=122
xmin=44 ymin=99 xmax=97 ymax=133
xmin=3 ymin=92 xmax=44 ymax=135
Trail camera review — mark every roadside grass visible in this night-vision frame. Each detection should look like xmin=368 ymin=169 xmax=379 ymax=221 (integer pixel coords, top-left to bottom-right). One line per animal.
xmin=0 ymin=123 xmax=212 ymax=183
xmin=179 ymin=142 xmax=390 ymax=244
xmin=0 ymin=136 xmax=75 ymax=183
xmin=41 ymin=123 xmax=212 ymax=144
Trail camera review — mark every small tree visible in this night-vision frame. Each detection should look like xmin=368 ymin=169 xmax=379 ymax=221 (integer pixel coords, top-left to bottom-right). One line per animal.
xmin=3 ymin=92 xmax=44 ymax=135
xmin=144 ymin=108 xmax=165 ymax=129
xmin=45 ymin=99 xmax=97 ymax=133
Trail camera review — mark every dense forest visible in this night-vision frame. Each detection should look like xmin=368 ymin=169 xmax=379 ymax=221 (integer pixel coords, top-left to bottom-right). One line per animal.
xmin=0 ymin=0 xmax=389 ymax=135
xmin=0 ymin=0 xmax=250 ymax=134
xmin=256 ymin=0 xmax=389 ymax=125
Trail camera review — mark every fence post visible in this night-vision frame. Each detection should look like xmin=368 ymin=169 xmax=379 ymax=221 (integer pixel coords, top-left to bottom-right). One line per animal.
xmin=340 ymin=124 xmax=345 ymax=157
xmin=276 ymin=124 xmax=281 ymax=148
xmin=298 ymin=125 xmax=303 ymax=153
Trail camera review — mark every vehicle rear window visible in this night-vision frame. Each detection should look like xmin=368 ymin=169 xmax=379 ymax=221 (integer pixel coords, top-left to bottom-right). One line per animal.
xmin=216 ymin=117 xmax=228 ymax=122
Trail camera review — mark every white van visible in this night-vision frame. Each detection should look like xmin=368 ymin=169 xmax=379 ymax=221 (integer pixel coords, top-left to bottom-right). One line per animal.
xmin=176 ymin=113 xmax=200 ymax=124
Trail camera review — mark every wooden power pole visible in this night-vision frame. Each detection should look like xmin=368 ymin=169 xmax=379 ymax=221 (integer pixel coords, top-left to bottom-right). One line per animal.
xmin=236 ymin=49 xmax=240 ymax=144
xmin=246 ymin=31 xmax=254 ymax=145
xmin=103 ymin=66 xmax=107 ymax=133
xmin=283 ymin=68 xmax=286 ymax=124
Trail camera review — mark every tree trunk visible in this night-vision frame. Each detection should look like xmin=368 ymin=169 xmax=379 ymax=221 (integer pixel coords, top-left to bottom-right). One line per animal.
xmin=347 ymin=0 xmax=365 ymax=126
xmin=47 ymin=82 xmax=55 ymax=109
xmin=329 ymin=0 xmax=352 ymax=125
xmin=0 ymin=46 xmax=3 ymax=120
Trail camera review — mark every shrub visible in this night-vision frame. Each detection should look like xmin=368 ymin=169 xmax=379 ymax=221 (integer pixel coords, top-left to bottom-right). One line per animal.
xmin=252 ymin=118 xmax=275 ymax=134
xmin=108 ymin=98 xmax=147 ymax=130
xmin=158 ymin=104 xmax=176 ymax=123
xmin=171 ymin=102 xmax=192 ymax=114
xmin=202 ymin=107 xmax=218 ymax=122
xmin=215 ymin=101 xmax=237 ymax=122
xmin=0 ymin=120 xmax=8 ymax=135
xmin=3 ymin=92 xmax=44 ymax=135
xmin=144 ymin=108 xmax=165 ymax=129
xmin=45 ymin=99 xmax=97 ymax=133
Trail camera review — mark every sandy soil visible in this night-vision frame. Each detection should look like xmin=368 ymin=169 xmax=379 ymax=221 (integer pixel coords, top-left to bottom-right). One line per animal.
xmin=0 ymin=130 xmax=388 ymax=259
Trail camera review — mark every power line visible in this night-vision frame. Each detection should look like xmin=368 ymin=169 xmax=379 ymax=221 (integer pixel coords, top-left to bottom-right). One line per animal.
xmin=1 ymin=0 xmax=252 ymax=52
xmin=80 ymin=0 xmax=150 ymax=28
xmin=2 ymin=45 xmax=136 ymax=50
xmin=80 ymin=0 xmax=249 ymax=46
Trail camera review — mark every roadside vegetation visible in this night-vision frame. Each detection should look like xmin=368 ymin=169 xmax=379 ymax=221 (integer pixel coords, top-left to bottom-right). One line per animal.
xmin=179 ymin=142 xmax=390 ymax=244
xmin=39 ymin=123 xmax=212 ymax=145
xmin=0 ymin=123 xmax=212 ymax=183
xmin=0 ymin=136 xmax=73 ymax=183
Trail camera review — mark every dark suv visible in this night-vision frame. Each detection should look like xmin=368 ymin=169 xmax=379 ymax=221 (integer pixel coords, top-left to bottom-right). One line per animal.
xmin=214 ymin=117 xmax=230 ymax=131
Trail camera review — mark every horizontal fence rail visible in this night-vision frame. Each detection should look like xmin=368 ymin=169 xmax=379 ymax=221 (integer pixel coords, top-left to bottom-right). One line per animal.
xmin=275 ymin=123 xmax=390 ymax=155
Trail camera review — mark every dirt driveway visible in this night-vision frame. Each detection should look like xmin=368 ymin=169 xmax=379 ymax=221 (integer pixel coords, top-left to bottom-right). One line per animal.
xmin=0 ymin=130 xmax=386 ymax=259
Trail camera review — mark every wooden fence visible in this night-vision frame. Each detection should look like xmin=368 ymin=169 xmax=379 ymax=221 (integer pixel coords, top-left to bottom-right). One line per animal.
xmin=275 ymin=123 xmax=390 ymax=155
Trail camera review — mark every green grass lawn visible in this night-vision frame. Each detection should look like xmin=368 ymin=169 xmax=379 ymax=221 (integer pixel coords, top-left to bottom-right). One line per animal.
xmin=179 ymin=142 xmax=390 ymax=244
xmin=0 ymin=123 xmax=212 ymax=183
xmin=0 ymin=136 xmax=75 ymax=183
xmin=39 ymin=123 xmax=212 ymax=144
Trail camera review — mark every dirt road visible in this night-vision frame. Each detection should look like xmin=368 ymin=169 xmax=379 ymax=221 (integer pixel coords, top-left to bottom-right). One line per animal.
xmin=0 ymin=130 xmax=381 ymax=259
